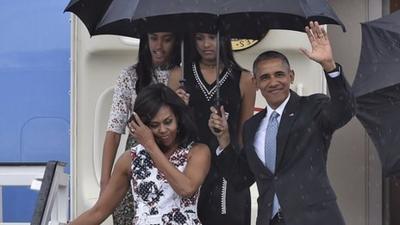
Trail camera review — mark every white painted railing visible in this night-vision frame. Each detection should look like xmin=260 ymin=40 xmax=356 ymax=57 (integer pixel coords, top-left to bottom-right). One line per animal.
xmin=0 ymin=161 xmax=69 ymax=225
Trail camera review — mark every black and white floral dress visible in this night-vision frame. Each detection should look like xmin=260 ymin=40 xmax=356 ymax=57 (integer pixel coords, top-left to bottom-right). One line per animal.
xmin=130 ymin=143 xmax=202 ymax=225
xmin=107 ymin=65 xmax=172 ymax=225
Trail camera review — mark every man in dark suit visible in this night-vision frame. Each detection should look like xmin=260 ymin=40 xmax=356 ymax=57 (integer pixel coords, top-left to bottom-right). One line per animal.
xmin=208 ymin=21 xmax=355 ymax=225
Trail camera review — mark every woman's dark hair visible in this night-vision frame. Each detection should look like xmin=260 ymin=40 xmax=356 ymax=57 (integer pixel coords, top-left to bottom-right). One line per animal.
xmin=184 ymin=33 xmax=243 ymax=74
xmin=135 ymin=33 xmax=181 ymax=93
xmin=133 ymin=83 xmax=198 ymax=147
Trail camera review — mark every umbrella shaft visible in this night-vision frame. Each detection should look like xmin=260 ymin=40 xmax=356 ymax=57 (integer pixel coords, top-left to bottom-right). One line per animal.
xmin=216 ymin=32 xmax=220 ymax=106
xmin=180 ymin=41 xmax=185 ymax=87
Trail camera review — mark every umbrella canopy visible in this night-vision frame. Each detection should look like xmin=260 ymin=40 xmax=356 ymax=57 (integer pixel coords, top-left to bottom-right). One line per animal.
xmin=65 ymin=0 xmax=219 ymax=38
xmin=352 ymin=10 xmax=400 ymax=177
xmin=219 ymin=0 xmax=346 ymax=39
xmin=356 ymin=84 xmax=400 ymax=177
xmin=352 ymin=10 xmax=400 ymax=97
xmin=65 ymin=0 xmax=345 ymax=39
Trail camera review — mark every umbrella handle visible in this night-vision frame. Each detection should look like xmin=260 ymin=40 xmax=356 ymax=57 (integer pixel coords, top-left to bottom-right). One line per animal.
xmin=178 ymin=79 xmax=186 ymax=92
xmin=213 ymin=102 xmax=222 ymax=133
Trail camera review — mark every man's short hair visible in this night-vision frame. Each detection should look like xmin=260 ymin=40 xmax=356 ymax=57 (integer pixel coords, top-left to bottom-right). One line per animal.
xmin=253 ymin=50 xmax=291 ymax=75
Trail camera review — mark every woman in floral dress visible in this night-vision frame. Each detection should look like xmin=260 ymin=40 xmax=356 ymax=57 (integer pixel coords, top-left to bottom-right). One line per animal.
xmin=101 ymin=32 xmax=181 ymax=224
xmin=71 ymin=84 xmax=211 ymax=225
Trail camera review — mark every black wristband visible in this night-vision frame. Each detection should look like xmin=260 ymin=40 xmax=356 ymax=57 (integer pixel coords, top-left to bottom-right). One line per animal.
xmin=326 ymin=63 xmax=340 ymax=73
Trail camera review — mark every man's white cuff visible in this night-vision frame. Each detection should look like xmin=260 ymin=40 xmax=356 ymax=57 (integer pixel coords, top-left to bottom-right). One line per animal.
xmin=327 ymin=65 xmax=341 ymax=78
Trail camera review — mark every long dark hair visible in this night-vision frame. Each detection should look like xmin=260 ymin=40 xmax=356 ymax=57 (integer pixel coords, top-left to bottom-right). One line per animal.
xmin=135 ymin=33 xmax=181 ymax=94
xmin=133 ymin=83 xmax=198 ymax=147
xmin=184 ymin=33 xmax=243 ymax=74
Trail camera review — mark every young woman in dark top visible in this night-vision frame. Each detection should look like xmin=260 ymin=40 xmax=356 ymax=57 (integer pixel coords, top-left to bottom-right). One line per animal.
xmin=170 ymin=32 xmax=256 ymax=225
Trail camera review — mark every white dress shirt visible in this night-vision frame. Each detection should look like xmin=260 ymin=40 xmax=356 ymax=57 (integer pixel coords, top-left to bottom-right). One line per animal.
xmin=254 ymin=94 xmax=290 ymax=165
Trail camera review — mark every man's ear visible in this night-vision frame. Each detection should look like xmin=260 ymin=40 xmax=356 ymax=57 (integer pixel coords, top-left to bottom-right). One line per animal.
xmin=252 ymin=75 xmax=261 ymax=91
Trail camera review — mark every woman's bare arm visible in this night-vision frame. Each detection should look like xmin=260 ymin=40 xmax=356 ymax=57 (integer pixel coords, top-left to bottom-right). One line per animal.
xmin=238 ymin=71 xmax=256 ymax=147
xmin=70 ymin=152 xmax=131 ymax=225
xmin=100 ymin=131 xmax=121 ymax=193
xmin=147 ymin=143 xmax=211 ymax=197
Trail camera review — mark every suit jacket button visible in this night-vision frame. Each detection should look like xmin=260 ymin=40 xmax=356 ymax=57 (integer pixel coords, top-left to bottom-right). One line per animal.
xmin=274 ymin=176 xmax=278 ymax=180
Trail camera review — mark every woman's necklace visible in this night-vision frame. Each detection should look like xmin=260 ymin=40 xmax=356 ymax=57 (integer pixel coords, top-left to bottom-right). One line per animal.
xmin=192 ymin=62 xmax=232 ymax=102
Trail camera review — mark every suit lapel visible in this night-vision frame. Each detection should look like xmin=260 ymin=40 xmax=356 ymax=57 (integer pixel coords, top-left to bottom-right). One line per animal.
xmin=245 ymin=110 xmax=273 ymax=175
xmin=245 ymin=109 xmax=266 ymax=144
xmin=276 ymin=91 xmax=301 ymax=170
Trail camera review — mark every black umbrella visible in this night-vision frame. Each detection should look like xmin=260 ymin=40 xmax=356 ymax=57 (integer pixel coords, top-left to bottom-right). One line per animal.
xmin=352 ymin=10 xmax=400 ymax=177
xmin=65 ymin=0 xmax=345 ymax=39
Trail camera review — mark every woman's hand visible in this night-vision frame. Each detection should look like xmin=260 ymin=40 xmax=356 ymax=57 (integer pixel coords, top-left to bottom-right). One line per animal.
xmin=175 ymin=87 xmax=190 ymax=105
xmin=128 ymin=112 xmax=157 ymax=151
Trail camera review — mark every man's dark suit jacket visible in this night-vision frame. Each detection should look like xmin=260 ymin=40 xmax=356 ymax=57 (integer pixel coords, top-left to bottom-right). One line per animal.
xmin=218 ymin=68 xmax=355 ymax=225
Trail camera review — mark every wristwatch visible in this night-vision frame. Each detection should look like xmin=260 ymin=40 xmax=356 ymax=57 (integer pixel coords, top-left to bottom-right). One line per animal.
xmin=326 ymin=63 xmax=341 ymax=73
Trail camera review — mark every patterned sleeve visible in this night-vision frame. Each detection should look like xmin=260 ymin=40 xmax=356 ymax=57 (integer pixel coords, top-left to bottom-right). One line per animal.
xmin=107 ymin=65 xmax=137 ymax=134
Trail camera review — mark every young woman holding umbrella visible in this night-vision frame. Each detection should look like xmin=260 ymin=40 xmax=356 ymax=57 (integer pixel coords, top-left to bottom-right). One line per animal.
xmin=101 ymin=32 xmax=182 ymax=224
xmin=169 ymin=32 xmax=256 ymax=225
xmin=70 ymin=83 xmax=211 ymax=225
